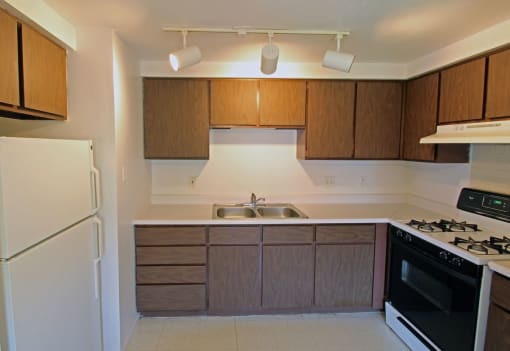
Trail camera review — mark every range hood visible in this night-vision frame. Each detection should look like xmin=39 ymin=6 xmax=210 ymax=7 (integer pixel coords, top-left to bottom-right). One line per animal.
xmin=420 ymin=120 xmax=510 ymax=144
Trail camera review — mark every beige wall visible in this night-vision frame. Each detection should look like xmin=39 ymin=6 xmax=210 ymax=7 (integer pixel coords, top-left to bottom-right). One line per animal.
xmin=112 ymin=33 xmax=151 ymax=349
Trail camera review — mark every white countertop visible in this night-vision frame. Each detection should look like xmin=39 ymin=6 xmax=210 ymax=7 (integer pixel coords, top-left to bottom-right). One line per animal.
xmin=488 ymin=260 xmax=510 ymax=279
xmin=133 ymin=202 xmax=443 ymax=225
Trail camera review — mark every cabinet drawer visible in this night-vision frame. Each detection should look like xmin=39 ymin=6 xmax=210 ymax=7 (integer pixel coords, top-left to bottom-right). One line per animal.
xmin=135 ymin=226 xmax=206 ymax=245
xmin=491 ymin=273 xmax=510 ymax=310
xmin=209 ymin=226 xmax=260 ymax=244
xmin=136 ymin=266 xmax=206 ymax=284
xmin=316 ymin=225 xmax=375 ymax=244
xmin=263 ymin=226 xmax=313 ymax=244
xmin=136 ymin=247 xmax=206 ymax=265
xmin=137 ymin=285 xmax=206 ymax=311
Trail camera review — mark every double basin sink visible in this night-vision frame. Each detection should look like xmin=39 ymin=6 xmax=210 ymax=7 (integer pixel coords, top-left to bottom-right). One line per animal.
xmin=213 ymin=203 xmax=308 ymax=219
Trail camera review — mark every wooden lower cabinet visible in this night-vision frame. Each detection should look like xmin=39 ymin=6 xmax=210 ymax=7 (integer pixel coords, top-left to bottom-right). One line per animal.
xmin=315 ymin=243 xmax=375 ymax=308
xmin=485 ymin=273 xmax=510 ymax=350
xmin=208 ymin=246 xmax=261 ymax=312
xmin=137 ymin=285 xmax=206 ymax=312
xmin=262 ymin=245 xmax=314 ymax=309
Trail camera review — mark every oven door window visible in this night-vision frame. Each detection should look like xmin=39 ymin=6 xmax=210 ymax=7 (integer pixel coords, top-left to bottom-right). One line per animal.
xmin=389 ymin=239 xmax=480 ymax=351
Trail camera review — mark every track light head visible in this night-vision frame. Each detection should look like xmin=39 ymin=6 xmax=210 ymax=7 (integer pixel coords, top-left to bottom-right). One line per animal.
xmin=322 ymin=50 xmax=355 ymax=72
xmin=260 ymin=43 xmax=279 ymax=75
xmin=169 ymin=30 xmax=202 ymax=71
xmin=169 ymin=46 xmax=202 ymax=71
xmin=322 ymin=33 xmax=355 ymax=72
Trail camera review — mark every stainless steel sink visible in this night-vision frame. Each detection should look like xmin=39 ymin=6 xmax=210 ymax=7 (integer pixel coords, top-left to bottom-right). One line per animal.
xmin=215 ymin=206 xmax=257 ymax=219
xmin=213 ymin=203 xmax=307 ymax=219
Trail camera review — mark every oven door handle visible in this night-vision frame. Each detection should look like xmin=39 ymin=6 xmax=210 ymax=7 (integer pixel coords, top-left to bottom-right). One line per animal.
xmin=392 ymin=238 xmax=479 ymax=287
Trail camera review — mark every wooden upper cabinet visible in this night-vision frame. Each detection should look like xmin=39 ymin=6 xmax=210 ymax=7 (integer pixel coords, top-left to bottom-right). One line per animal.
xmin=0 ymin=11 xmax=20 ymax=106
xmin=259 ymin=80 xmax=306 ymax=127
xmin=22 ymin=24 xmax=67 ymax=117
xmin=354 ymin=81 xmax=402 ymax=159
xmin=300 ymin=80 xmax=355 ymax=159
xmin=486 ymin=49 xmax=510 ymax=119
xmin=438 ymin=58 xmax=485 ymax=124
xmin=143 ymin=79 xmax=209 ymax=159
xmin=402 ymin=74 xmax=439 ymax=162
xmin=210 ymin=79 xmax=258 ymax=126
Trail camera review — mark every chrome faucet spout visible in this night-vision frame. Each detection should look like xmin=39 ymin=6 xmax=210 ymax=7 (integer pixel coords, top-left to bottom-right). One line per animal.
xmin=250 ymin=193 xmax=265 ymax=207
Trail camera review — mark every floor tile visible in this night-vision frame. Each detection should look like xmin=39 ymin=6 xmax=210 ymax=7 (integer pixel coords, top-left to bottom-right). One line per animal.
xmin=126 ymin=312 xmax=410 ymax=351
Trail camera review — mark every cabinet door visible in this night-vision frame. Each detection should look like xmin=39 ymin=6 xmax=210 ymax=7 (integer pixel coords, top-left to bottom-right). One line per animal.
xmin=259 ymin=80 xmax=306 ymax=127
xmin=438 ymin=58 xmax=485 ymax=124
xmin=305 ymin=81 xmax=355 ymax=158
xmin=315 ymin=244 xmax=374 ymax=308
xmin=210 ymin=79 xmax=258 ymax=126
xmin=0 ymin=10 xmax=19 ymax=106
xmin=486 ymin=49 xmax=510 ymax=119
xmin=143 ymin=79 xmax=209 ymax=159
xmin=402 ymin=73 xmax=438 ymax=161
xmin=262 ymin=245 xmax=314 ymax=309
xmin=208 ymin=246 xmax=261 ymax=312
xmin=355 ymin=82 xmax=402 ymax=159
xmin=485 ymin=302 xmax=510 ymax=351
xmin=22 ymin=24 xmax=67 ymax=117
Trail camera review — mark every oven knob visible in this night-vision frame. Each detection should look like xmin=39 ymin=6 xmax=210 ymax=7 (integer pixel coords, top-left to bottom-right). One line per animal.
xmin=450 ymin=257 xmax=462 ymax=267
xmin=396 ymin=229 xmax=403 ymax=238
xmin=404 ymin=233 xmax=412 ymax=242
xmin=439 ymin=251 xmax=449 ymax=260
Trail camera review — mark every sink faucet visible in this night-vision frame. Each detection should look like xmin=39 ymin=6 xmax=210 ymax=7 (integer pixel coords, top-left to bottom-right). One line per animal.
xmin=250 ymin=193 xmax=265 ymax=207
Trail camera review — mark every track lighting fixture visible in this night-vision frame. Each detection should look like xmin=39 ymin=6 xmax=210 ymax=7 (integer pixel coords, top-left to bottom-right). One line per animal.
xmin=260 ymin=32 xmax=279 ymax=75
xmin=163 ymin=27 xmax=353 ymax=73
xmin=322 ymin=33 xmax=355 ymax=72
xmin=169 ymin=30 xmax=202 ymax=71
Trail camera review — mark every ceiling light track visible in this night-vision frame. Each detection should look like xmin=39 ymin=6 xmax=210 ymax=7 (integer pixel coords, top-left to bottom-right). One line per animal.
xmin=164 ymin=27 xmax=354 ymax=73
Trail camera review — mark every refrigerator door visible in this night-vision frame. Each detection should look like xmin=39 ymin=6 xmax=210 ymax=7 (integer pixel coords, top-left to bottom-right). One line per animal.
xmin=0 ymin=137 xmax=99 ymax=259
xmin=0 ymin=217 xmax=103 ymax=351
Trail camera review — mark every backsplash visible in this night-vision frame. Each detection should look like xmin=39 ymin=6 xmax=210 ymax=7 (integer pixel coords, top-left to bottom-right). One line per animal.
xmin=151 ymin=129 xmax=409 ymax=203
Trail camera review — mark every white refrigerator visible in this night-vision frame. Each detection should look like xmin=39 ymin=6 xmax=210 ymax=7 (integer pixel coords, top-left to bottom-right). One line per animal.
xmin=0 ymin=137 xmax=103 ymax=351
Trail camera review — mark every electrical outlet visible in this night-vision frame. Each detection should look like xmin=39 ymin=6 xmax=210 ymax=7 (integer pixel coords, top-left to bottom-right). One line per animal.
xmin=190 ymin=176 xmax=198 ymax=187
xmin=324 ymin=176 xmax=335 ymax=186
xmin=360 ymin=176 xmax=367 ymax=186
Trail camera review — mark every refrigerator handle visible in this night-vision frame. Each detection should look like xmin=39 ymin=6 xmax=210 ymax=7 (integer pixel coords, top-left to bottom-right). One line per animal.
xmin=92 ymin=216 xmax=104 ymax=300
xmin=91 ymin=167 xmax=102 ymax=213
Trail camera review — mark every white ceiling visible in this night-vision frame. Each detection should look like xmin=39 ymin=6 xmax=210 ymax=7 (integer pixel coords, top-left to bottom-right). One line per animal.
xmin=45 ymin=0 xmax=510 ymax=63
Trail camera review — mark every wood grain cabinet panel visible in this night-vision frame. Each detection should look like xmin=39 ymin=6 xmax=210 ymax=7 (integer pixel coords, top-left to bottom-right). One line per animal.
xmin=0 ymin=11 xmax=19 ymax=106
xmin=136 ymin=247 xmax=206 ymax=265
xmin=136 ymin=266 xmax=206 ymax=284
xmin=263 ymin=226 xmax=313 ymax=244
xmin=137 ymin=285 xmax=206 ymax=312
xmin=208 ymin=246 xmax=261 ymax=311
xmin=209 ymin=226 xmax=260 ymax=245
xmin=135 ymin=226 xmax=206 ymax=246
xmin=315 ymin=244 xmax=374 ymax=308
xmin=485 ymin=273 xmax=510 ymax=350
xmin=21 ymin=24 xmax=67 ymax=117
xmin=439 ymin=58 xmax=486 ymax=124
xmin=210 ymin=79 xmax=258 ymax=126
xmin=402 ymin=74 xmax=439 ymax=162
xmin=300 ymin=80 xmax=355 ymax=159
xmin=262 ymin=245 xmax=314 ymax=309
xmin=486 ymin=49 xmax=510 ymax=119
xmin=355 ymin=81 xmax=402 ymax=159
xmin=259 ymin=80 xmax=306 ymax=127
xmin=143 ymin=78 xmax=209 ymax=159
xmin=316 ymin=225 xmax=375 ymax=244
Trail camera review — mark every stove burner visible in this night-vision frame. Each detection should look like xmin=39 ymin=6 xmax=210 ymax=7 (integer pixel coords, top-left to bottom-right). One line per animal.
xmin=467 ymin=243 xmax=488 ymax=254
xmin=406 ymin=219 xmax=443 ymax=232
xmin=408 ymin=219 xmax=479 ymax=233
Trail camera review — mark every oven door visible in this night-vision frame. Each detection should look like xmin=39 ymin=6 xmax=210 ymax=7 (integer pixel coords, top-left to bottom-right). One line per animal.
xmin=388 ymin=237 xmax=481 ymax=351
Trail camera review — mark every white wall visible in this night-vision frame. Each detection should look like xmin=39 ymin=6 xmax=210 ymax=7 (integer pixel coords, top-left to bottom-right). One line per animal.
xmin=152 ymin=129 xmax=409 ymax=204
xmin=112 ymin=33 xmax=151 ymax=350
xmin=0 ymin=27 xmax=121 ymax=351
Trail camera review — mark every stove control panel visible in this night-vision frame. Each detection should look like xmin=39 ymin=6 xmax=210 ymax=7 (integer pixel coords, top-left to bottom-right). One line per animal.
xmin=458 ymin=188 xmax=510 ymax=222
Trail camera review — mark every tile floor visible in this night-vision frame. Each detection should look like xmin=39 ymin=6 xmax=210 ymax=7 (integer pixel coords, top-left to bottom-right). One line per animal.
xmin=126 ymin=312 xmax=409 ymax=351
